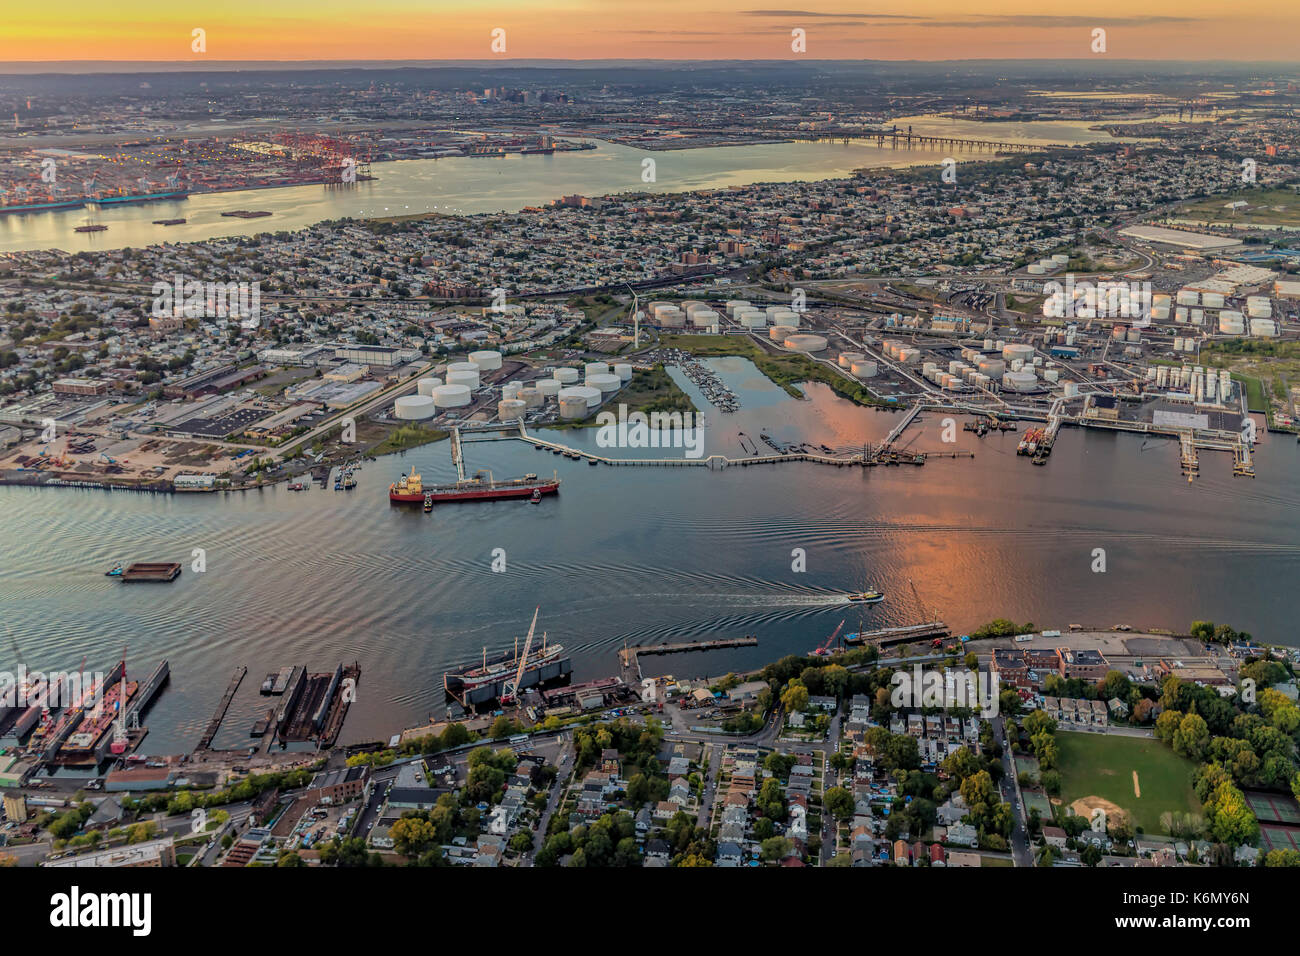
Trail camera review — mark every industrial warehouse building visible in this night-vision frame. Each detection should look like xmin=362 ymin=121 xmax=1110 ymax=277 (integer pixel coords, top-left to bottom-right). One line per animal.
xmin=1118 ymin=225 xmax=1244 ymax=253
xmin=334 ymin=345 xmax=422 ymax=367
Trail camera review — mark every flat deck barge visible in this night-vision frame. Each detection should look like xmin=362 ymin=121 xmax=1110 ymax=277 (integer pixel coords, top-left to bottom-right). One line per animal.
xmin=120 ymin=562 xmax=182 ymax=582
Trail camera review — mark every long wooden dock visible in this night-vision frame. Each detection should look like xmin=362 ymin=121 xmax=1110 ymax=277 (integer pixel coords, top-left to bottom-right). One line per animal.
xmin=196 ymin=665 xmax=246 ymax=751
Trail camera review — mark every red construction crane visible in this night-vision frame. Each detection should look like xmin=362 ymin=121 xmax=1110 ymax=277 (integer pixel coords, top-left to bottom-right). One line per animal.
xmin=812 ymin=619 xmax=846 ymax=657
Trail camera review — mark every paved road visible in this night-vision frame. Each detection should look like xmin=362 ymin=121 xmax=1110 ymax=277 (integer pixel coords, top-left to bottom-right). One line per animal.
xmin=993 ymin=716 xmax=1032 ymax=867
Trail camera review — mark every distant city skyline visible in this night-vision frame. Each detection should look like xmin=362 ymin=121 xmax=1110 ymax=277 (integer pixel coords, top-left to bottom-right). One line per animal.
xmin=2 ymin=2 xmax=1299 ymax=63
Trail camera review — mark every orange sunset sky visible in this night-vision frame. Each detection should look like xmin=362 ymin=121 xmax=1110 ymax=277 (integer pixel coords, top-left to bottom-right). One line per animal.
xmin=1 ymin=2 xmax=1297 ymax=62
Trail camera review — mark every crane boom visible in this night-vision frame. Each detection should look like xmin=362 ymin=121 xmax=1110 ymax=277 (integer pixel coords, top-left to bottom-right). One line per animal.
xmin=504 ymin=607 xmax=539 ymax=704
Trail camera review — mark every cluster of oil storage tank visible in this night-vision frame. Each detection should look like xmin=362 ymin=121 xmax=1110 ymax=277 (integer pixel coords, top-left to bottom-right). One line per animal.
xmin=921 ymin=360 xmax=978 ymax=391
xmin=1147 ymin=364 xmax=1232 ymax=403
xmin=1026 ymin=253 xmax=1069 ymax=275
xmin=541 ymin=361 xmax=632 ymax=419
xmin=881 ymin=341 xmax=921 ymax=364
xmin=1108 ymin=326 xmax=1144 ymax=344
xmin=1170 ymin=336 xmax=1198 ymax=353
xmin=1042 ymin=280 xmax=1149 ymax=320
xmin=395 ymin=378 xmax=472 ymax=419
xmin=837 ymin=352 xmax=878 ymax=378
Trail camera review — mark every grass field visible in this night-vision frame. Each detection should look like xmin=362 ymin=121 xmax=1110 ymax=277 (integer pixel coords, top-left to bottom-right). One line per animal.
xmin=1175 ymin=188 xmax=1300 ymax=229
xmin=1055 ymin=732 xmax=1201 ymax=834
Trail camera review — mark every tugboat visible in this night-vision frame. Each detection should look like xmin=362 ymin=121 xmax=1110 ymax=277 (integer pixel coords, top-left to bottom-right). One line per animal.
xmin=104 ymin=563 xmax=124 ymax=577
xmin=343 ymin=471 xmax=357 ymax=490
xmin=288 ymin=482 xmax=305 ymax=491
xmin=846 ymin=588 xmax=885 ymax=604
xmin=530 ymin=488 xmax=542 ymax=504
xmin=423 ymin=492 xmax=434 ymax=513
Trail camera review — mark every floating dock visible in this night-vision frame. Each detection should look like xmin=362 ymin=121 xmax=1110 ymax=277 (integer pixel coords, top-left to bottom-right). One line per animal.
xmin=846 ymin=621 xmax=950 ymax=648
xmin=119 ymin=562 xmax=182 ymax=582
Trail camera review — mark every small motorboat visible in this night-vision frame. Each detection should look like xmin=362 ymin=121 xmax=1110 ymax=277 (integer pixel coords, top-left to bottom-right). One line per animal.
xmin=288 ymin=482 xmax=305 ymax=491
xmin=846 ymin=589 xmax=884 ymax=604
xmin=104 ymin=563 xmax=124 ymax=577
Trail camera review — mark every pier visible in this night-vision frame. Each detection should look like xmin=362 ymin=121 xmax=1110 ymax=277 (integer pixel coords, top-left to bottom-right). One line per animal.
xmin=620 ymin=637 xmax=758 ymax=682
xmin=452 ymin=422 xmax=971 ymax=470
xmin=196 ymin=666 xmax=246 ymax=751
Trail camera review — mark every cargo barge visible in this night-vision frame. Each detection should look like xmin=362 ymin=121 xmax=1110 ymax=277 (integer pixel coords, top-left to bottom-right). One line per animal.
xmin=389 ymin=469 xmax=559 ymax=504
xmin=119 ymin=562 xmax=182 ymax=582
xmin=444 ymin=611 xmax=571 ymax=706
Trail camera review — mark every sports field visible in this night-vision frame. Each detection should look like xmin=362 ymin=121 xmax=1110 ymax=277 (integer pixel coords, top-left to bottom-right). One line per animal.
xmin=1054 ymin=732 xmax=1200 ymax=834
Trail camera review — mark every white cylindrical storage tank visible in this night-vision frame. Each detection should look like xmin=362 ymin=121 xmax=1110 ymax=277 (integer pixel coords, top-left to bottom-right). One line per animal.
xmin=784 ymin=333 xmax=828 ymax=353
xmin=447 ymin=361 xmax=480 ymax=387
xmin=536 ymin=378 xmax=562 ymax=398
xmin=850 ymin=360 xmax=877 ymax=378
xmin=613 ymin=363 xmax=633 ymax=382
xmin=948 ymin=361 xmax=964 ymax=375
xmin=656 ymin=307 xmax=685 ymax=327
xmin=771 ymin=309 xmax=799 ymax=326
xmin=558 ymin=397 xmax=587 ymax=419
xmin=1064 ymin=382 xmax=1080 ymax=399
xmin=502 ymin=381 xmax=522 ymax=400
xmin=587 ymin=373 xmax=621 ymax=394
xmin=1043 ymin=368 xmax=1060 ymax=383
xmin=898 ymin=348 xmax=920 ymax=365
xmin=468 ymin=349 xmax=502 ymax=371
xmin=725 ymin=300 xmax=751 ymax=316
xmin=1177 ymin=289 xmax=1199 ymax=306
xmin=1001 ymin=343 xmax=1034 ymax=363
xmin=432 ymin=383 xmax=471 ymax=408
xmin=394 ymin=395 xmax=437 ymax=420
xmin=692 ymin=309 xmax=719 ymax=328
xmin=417 ymin=376 xmax=442 ymax=397
xmin=978 ymin=359 xmax=1006 ymax=377
xmin=497 ymin=398 xmax=527 ymax=421
xmin=1201 ymin=292 xmax=1225 ymax=309
xmin=553 ymin=367 xmax=580 ymax=385
xmin=741 ymin=312 xmax=767 ymax=329
xmin=519 ymin=386 xmax=543 ymax=408
xmin=1002 ymin=370 xmax=1037 ymax=392
xmin=1051 ymin=253 xmax=1069 ymax=265
xmin=561 ymin=385 xmax=602 ymax=409
xmin=584 ymin=361 xmax=609 ymax=380
xmin=1175 ymin=307 xmax=1188 ymax=323
xmin=1151 ymin=305 xmax=1170 ymax=321
xmin=1219 ymin=311 xmax=1245 ymax=334
xmin=1028 ymin=263 xmax=1046 ymax=275
xmin=771 ymin=325 xmax=796 ymax=341
xmin=842 ymin=352 xmax=867 ymax=368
